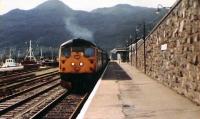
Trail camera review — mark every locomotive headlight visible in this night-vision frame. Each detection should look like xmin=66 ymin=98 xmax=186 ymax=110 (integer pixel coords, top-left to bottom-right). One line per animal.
xmin=71 ymin=62 xmax=75 ymax=66
xmin=79 ymin=62 xmax=84 ymax=66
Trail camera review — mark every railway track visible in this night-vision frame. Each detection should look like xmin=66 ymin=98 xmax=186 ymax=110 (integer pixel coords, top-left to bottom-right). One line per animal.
xmin=0 ymin=76 xmax=60 ymax=102
xmin=0 ymin=79 xmax=63 ymax=118
xmin=0 ymin=71 xmax=58 ymax=98
xmin=0 ymin=69 xmax=95 ymax=118
xmin=0 ymin=73 xmax=35 ymax=87
xmin=30 ymin=92 xmax=88 ymax=119
xmin=0 ymin=67 xmax=50 ymax=79
xmin=0 ymin=79 xmax=89 ymax=118
xmin=0 ymin=67 xmax=53 ymax=85
xmin=0 ymin=68 xmax=53 ymax=80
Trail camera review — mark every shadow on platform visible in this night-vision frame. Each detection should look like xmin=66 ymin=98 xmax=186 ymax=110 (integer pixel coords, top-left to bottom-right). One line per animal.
xmin=102 ymin=62 xmax=131 ymax=80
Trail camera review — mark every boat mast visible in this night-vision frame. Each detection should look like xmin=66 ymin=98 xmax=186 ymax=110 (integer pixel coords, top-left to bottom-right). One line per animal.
xmin=51 ymin=48 xmax=53 ymax=61
xmin=9 ymin=49 xmax=12 ymax=59
xmin=25 ymin=40 xmax=36 ymax=61
xmin=17 ymin=50 xmax=20 ymax=58
xmin=40 ymin=48 xmax=43 ymax=60
xmin=29 ymin=40 xmax=32 ymax=60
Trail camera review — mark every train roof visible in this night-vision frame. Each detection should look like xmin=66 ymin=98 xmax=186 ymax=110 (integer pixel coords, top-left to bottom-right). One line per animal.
xmin=61 ymin=38 xmax=96 ymax=47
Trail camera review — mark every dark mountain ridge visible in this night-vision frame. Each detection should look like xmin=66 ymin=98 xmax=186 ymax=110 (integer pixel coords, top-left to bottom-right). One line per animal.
xmin=0 ymin=0 xmax=163 ymax=55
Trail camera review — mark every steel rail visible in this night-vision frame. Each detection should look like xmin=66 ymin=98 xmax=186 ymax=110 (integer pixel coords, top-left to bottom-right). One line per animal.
xmin=30 ymin=92 xmax=89 ymax=119
xmin=0 ymin=77 xmax=59 ymax=103
xmin=0 ymin=71 xmax=58 ymax=90
xmin=0 ymin=82 xmax=60 ymax=116
xmin=0 ymin=67 xmax=51 ymax=79
xmin=0 ymin=70 xmax=58 ymax=87
xmin=30 ymin=91 xmax=70 ymax=119
xmin=69 ymin=93 xmax=89 ymax=119
xmin=14 ymin=87 xmax=65 ymax=118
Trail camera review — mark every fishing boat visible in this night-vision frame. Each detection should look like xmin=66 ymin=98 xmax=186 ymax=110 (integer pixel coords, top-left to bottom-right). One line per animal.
xmin=0 ymin=50 xmax=24 ymax=72
xmin=21 ymin=40 xmax=40 ymax=69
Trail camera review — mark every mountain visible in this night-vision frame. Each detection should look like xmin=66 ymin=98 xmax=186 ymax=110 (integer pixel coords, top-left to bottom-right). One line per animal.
xmin=0 ymin=0 xmax=163 ymax=56
xmin=35 ymin=0 xmax=72 ymax=11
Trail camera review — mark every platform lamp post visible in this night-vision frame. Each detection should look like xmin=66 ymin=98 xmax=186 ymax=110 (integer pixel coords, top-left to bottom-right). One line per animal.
xmin=126 ymin=40 xmax=129 ymax=63
xmin=134 ymin=4 xmax=169 ymax=73
xmin=156 ymin=4 xmax=171 ymax=14
xmin=134 ymin=27 xmax=139 ymax=68
xmin=129 ymin=35 xmax=133 ymax=66
xmin=143 ymin=21 xmax=146 ymax=74
xmin=135 ymin=21 xmax=146 ymax=73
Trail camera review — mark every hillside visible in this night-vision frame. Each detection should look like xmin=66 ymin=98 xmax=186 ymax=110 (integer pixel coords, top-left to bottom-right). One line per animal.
xmin=0 ymin=0 xmax=163 ymax=55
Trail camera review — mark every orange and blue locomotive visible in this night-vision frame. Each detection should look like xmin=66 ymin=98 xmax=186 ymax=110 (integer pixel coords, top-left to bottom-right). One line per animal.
xmin=59 ymin=38 xmax=108 ymax=91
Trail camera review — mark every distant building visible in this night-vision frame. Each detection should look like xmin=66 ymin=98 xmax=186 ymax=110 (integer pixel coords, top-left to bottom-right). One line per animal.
xmin=110 ymin=48 xmax=128 ymax=62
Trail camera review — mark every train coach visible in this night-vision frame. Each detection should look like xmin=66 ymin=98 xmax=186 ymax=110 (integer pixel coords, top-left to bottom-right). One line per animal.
xmin=59 ymin=38 xmax=108 ymax=92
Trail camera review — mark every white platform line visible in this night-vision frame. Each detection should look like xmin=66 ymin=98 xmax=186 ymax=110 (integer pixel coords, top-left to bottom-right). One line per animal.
xmin=76 ymin=63 xmax=109 ymax=119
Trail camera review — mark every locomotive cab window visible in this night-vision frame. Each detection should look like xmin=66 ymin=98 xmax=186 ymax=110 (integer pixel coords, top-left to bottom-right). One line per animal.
xmin=84 ymin=47 xmax=95 ymax=57
xmin=72 ymin=47 xmax=84 ymax=52
xmin=61 ymin=47 xmax=71 ymax=57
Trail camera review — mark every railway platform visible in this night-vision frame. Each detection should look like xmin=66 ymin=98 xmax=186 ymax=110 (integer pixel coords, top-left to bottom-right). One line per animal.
xmin=80 ymin=61 xmax=200 ymax=119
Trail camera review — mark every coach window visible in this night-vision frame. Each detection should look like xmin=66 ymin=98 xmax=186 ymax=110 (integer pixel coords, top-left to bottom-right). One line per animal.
xmin=62 ymin=47 xmax=71 ymax=57
xmin=84 ymin=48 xmax=94 ymax=57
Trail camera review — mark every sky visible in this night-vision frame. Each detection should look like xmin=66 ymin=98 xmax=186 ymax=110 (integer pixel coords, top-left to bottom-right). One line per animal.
xmin=0 ymin=0 xmax=177 ymax=15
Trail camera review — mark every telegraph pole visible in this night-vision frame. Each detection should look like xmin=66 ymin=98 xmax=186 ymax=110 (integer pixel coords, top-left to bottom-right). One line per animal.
xmin=130 ymin=35 xmax=133 ymax=66
xmin=143 ymin=21 xmax=146 ymax=74
xmin=135 ymin=28 xmax=138 ymax=68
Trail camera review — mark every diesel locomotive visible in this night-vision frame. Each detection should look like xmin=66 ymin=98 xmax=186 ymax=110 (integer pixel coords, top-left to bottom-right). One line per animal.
xmin=59 ymin=38 xmax=108 ymax=92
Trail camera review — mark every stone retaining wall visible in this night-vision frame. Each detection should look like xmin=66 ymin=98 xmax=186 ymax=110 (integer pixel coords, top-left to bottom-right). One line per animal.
xmin=132 ymin=0 xmax=200 ymax=104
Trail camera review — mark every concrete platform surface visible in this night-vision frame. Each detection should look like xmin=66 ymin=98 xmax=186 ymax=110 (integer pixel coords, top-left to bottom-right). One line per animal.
xmin=83 ymin=62 xmax=200 ymax=119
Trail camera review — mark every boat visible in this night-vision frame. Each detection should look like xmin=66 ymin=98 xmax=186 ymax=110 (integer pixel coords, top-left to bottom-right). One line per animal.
xmin=0 ymin=50 xmax=24 ymax=72
xmin=21 ymin=40 xmax=40 ymax=69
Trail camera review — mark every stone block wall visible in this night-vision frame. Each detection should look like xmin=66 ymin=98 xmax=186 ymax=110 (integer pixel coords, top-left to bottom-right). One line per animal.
xmin=133 ymin=0 xmax=200 ymax=104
